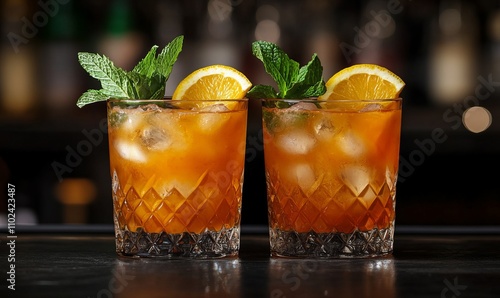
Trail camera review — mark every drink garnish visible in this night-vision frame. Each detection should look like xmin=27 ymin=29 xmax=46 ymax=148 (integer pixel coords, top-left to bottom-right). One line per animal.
xmin=172 ymin=64 xmax=251 ymax=105
xmin=318 ymin=63 xmax=405 ymax=100
xmin=246 ymin=40 xmax=326 ymax=101
xmin=76 ymin=35 xmax=184 ymax=108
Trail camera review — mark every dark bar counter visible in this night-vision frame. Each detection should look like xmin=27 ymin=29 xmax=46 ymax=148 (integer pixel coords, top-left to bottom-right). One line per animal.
xmin=3 ymin=225 xmax=500 ymax=298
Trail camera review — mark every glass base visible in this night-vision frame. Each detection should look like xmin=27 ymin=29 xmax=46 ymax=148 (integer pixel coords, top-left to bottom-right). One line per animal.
xmin=115 ymin=226 xmax=240 ymax=259
xmin=269 ymin=225 xmax=394 ymax=258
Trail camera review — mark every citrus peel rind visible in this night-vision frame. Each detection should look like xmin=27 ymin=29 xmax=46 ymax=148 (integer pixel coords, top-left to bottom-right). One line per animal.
xmin=172 ymin=64 xmax=252 ymax=109
xmin=319 ymin=64 xmax=405 ymax=100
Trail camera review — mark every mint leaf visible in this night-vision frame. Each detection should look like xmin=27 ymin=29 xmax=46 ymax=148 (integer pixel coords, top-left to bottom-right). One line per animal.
xmin=148 ymin=74 xmax=167 ymax=98
xmin=246 ymin=41 xmax=326 ymax=100
xmin=77 ymin=35 xmax=184 ymax=107
xmin=156 ymin=35 xmax=184 ymax=80
xmin=262 ymin=107 xmax=310 ymax=135
xmin=286 ymin=54 xmax=326 ymax=98
xmin=109 ymin=110 xmax=128 ymax=128
xmin=78 ymin=52 xmax=133 ymax=99
xmin=250 ymin=41 xmax=299 ymax=98
xmin=127 ymin=71 xmax=165 ymax=100
xmin=132 ymin=45 xmax=159 ymax=78
xmin=131 ymin=35 xmax=183 ymax=80
xmin=76 ymin=89 xmax=108 ymax=108
xmin=247 ymin=85 xmax=277 ymax=99
xmin=262 ymin=110 xmax=279 ymax=133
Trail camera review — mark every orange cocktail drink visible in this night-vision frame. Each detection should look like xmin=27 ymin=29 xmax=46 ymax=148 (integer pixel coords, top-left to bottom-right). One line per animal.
xmin=108 ymin=99 xmax=248 ymax=258
xmin=263 ymin=98 xmax=402 ymax=258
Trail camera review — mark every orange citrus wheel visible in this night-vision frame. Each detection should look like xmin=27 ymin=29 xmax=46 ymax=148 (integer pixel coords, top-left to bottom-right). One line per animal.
xmin=318 ymin=64 xmax=405 ymax=100
xmin=172 ymin=64 xmax=252 ymax=107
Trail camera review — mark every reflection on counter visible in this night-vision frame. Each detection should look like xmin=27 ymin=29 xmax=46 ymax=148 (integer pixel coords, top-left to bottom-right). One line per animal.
xmin=268 ymin=258 xmax=395 ymax=298
xmin=111 ymin=258 xmax=242 ymax=298
xmin=11 ymin=234 xmax=500 ymax=297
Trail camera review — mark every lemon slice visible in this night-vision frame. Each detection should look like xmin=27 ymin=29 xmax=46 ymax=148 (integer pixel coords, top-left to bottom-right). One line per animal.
xmin=172 ymin=64 xmax=252 ymax=109
xmin=318 ymin=64 xmax=405 ymax=100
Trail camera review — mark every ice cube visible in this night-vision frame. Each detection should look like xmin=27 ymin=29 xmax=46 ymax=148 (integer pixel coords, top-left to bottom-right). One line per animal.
xmin=277 ymin=102 xmax=317 ymax=127
xmin=341 ymin=165 xmax=370 ymax=194
xmin=276 ymin=130 xmax=316 ymax=154
xmin=314 ymin=117 xmax=336 ymax=139
xmin=293 ymin=163 xmax=316 ymax=193
xmin=200 ymin=103 xmax=230 ymax=112
xmin=288 ymin=102 xmax=318 ymax=111
xmin=140 ymin=126 xmax=172 ymax=150
xmin=338 ymin=132 xmax=364 ymax=157
xmin=139 ymin=104 xmax=162 ymax=112
xmin=114 ymin=141 xmax=146 ymax=163
xmin=120 ymin=109 xmax=142 ymax=131
xmin=360 ymin=103 xmax=382 ymax=112
xmin=197 ymin=104 xmax=230 ymax=132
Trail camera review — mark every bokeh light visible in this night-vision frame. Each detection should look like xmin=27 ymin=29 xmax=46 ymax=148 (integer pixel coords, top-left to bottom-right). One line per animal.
xmin=462 ymin=106 xmax=492 ymax=133
xmin=254 ymin=19 xmax=280 ymax=43
xmin=254 ymin=4 xmax=280 ymax=43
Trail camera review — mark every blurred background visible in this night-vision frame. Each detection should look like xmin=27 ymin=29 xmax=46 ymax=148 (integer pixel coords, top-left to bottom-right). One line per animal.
xmin=0 ymin=0 xmax=499 ymax=228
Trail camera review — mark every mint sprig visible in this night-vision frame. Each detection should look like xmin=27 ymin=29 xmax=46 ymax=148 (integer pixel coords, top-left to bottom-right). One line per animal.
xmin=246 ymin=40 xmax=326 ymax=99
xmin=76 ymin=35 xmax=184 ymax=108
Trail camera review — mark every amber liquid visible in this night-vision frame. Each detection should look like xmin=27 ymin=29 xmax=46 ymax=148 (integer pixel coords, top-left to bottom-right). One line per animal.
xmin=108 ymin=101 xmax=247 ymax=235
xmin=263 ymin=101 xmax=401 ymax=234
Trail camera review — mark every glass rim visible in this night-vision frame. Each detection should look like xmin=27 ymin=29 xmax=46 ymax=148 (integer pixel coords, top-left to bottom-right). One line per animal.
xmin=107 ymin=97 xmax=249 ymax=103
xmin=261 ymin=98 xmax=402 ymax=103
